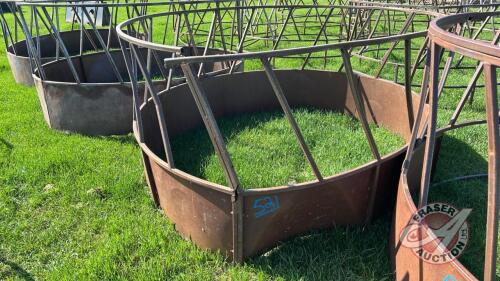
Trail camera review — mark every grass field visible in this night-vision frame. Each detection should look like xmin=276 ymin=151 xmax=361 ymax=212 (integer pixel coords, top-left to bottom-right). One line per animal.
xmin=0 ymin=2 xmax=499 ymax=280
xmin=172 ymin=108 xmax=404 ymax=188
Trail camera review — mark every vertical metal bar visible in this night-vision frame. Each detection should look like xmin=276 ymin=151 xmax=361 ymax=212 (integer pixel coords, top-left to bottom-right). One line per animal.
xmin=32 ymin=8 xmax=61 ymax=58
xmin=81 ymin=6 xmax=124 ymax=83
xmin=410 ymin=36 xmax=429 ymax=81
xmin=340 ymin=49 xmax=381 ymax=161
xmin=341 ymin=49 xmax=381 ymax=222
xmin=437 ymin=51 xmax=455 ymax=97
xmin=197 ymin=12 xmax=217 ymax=77
xmin=79 ymin=4 xmax=84 ymax=55
xmin=16 ymin=6 xmax=46 ymax=80
xmin=215 ymin=3 xmax=229 ymax=55
xmin=67 ymin=6 xmax=98 ymax=51
xmin=119 ymin=39 xmax=144 ymax=142
xmin=131 ymin=45 xmax=175 ymax=168
xmin=0 ymin=8 xmax=15 ymax=55
xmin=352 ymin=9 xmax=374 ymax=42
xmin=229 ymin=8 xmax=254 ymax=74
xmin=375 ymin=13 xmax=415 ymax=78
xmin=55 ymin=6 xmax=61 ymax=60
xmin=162 ymin=4 xmax=173 ymax=45
xmin=348 ymin=8 xmax=360 ymax=41
xmin=301 ymin=7 xmax=334 ymax=70
xmin=418 ymin=42 xmax=441 ymax=207
xmin=180 ymin=63 xmax=244 ymax=262
xmin=33 ymin=7 xmax=40 ymax=59
xmin=402 ymin=53 xmax=431 ymax=172
xmin=483 ymin=63 xmax=499 ymax=281
xmin=40 ymin=7 xmax=80 ymax=83
xmin=289 ymin=7 xmax=302 ymax=41
xmin=166 ymin=14 xmax=181 ymax=91
xmin=450 ymin=30 xmax=500 ymax=126
xmin=180 ymin=63 xmax=241 ymax=189
xmin=272 ymin=7 xmax=293 ymax=50
xmin=229 ymin=2 xmax=237 ymax=50
xmin=180 ymin=3 xmax=199 ymax=57
xmin=404 ymin=39 xmax=415 ymax=128
xmin=145 ymin=18 xmax=154 ymax=99
xmin=261 ymin=58 xmax=323 ymax=181
xmin=257 ymin=0 xmax=276 ymax=45
xmin=236 ymin=0 xmax=242 ymax=40
xmin=358 ymin=9 xmax=383 ymax=55
xmin=449 ymin=62 xmax=483 ymax=126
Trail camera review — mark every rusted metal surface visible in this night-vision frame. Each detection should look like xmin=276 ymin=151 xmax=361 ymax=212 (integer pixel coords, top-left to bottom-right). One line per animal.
xmin=391 ymin=11 xmax=500 ymax=281
xmin=4 ymin=0 xmax=248 ymax=135
xmin=137 ymin=70 xmax=424 ymax=260
xmin=4 ymin=0 xmax=497 ymax=274
xmin=0 ymin=0 xmax=243 ymax=85
xmin=32 ymin=47 xmax=239 ymax=135
xmin=6 ymin=29 xmax=121 ymax=85
xmin=117 ymin=5 xmax=433 ymax=261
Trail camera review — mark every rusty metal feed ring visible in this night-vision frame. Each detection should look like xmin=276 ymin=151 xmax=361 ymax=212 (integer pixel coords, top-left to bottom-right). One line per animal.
xmin=4 ymin=0 xmax=247 ymax=135
xmin=1 ymin=0 xmax=497 ymax=276
xmin=391 ymin=11 xmax=500 ymax=281
xmin=2 ymin=1 xmax=435 ymax=135
xmin=116 ymin=5 xmax=440 ymax=262
xmin=0 ymin=0 xmax=244 ymax=85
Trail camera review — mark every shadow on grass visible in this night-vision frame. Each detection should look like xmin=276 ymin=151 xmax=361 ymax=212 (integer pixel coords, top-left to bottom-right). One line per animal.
xmin=170 ymin=110 xmax=289 ymax=184
xmin=105 ymin=134 xmax=138 ymax=146
xmin=169 ymin=107 xmax=392 ymax=188
xmin=429 ymin=134 xmax=490 ymax=278
xmin=0 ymin=257 xmax=34 ymax=281
xmin=230 ymin=134 xmax=490 ymax=280
xmin=0 ymin=138 xmax=14 ymax=150
xmin=81 ymin=133 xmax=138 ymax=146
xmin=245 ymin=215 xmax=394 ymax=280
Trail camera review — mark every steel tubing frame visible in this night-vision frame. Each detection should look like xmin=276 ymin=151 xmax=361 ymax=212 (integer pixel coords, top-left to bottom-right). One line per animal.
xmin=9 ymin=0 xmax=243 ymax=84
xmin=117 ymin=5 xmax=438 ymax=262
xmin=391 ymin=11 xmax=500 ymax=281
xmin=4 ymin=0 xmax=247 ymax=135
xmin=117 ymin=4 xmax=436 ymax=86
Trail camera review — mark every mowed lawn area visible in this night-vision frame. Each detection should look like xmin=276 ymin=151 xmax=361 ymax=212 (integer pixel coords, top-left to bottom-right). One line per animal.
xmin=0 ymin=4 xmax=499 ymax=281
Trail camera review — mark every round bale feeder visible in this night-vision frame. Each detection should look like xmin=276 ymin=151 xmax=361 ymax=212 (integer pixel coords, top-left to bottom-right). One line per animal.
xmin=1 ymin=0 xmax=125 ymax=86
xmin=391 ymin=11 xmax=500 ymax=281
xmin=118 ymin=5 xmax=435 ymax=263
xmin=8 ymin=28 xmax=123 ymax=86
xmin=32 ymin=46 xmax=240 ymax=135
xmin=347 ymin=0 xmax=500 ymax=90
xmin=14 ymin=0 xmax=242 ymax=135
xmin=1 ymin=0 xmax=239 ymax=86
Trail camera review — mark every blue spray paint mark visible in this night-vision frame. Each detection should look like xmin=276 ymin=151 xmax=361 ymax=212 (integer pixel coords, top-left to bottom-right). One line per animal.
xmin=253 ymin=196 xmax=280 ymax=218
xmin=443 ymin=274 xmax=457 ymax=281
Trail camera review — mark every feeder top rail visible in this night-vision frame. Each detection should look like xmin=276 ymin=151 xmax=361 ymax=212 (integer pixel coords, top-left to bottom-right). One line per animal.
xmin=429 ymin=11 xmax=500 ymax=65
xmin=349 ymin=0 xmax=500 ymax=10
xmin=162 ymin=31 xmax=428 ymax=67
xmin=15 ymin=0 xmax=239 ymax=7
xmin=117 ymin=4 xmax=442 ymax=62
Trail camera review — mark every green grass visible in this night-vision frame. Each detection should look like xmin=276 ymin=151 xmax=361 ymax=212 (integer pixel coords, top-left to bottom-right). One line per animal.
xmin=172 ymin=108 xmax=404 ymax=188
xmin=0 ymin=12 xmax=396 ymax=281
xmin=0 ymin=3 xmax=499 ymax=280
